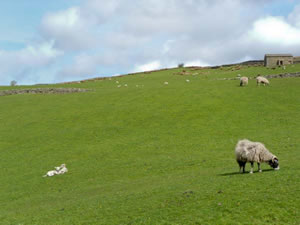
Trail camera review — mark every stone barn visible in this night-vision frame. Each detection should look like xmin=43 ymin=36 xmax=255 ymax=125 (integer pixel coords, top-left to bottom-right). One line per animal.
xmin=293 ymin=56 xmax=300 ymax=64
xmin=264 ymin=54 xmax=293 ymax=67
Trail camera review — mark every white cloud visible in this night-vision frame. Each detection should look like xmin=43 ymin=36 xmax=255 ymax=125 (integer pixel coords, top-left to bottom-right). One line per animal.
xmin=18 ymin=40 xmax=63 ymax=66
xmin=40 ymin=7 xmax=97 ymax=50
xmin=185 ymin=60 xmax=211 ymax=67
xmin=288 ymin=4 xmax=300 ymax=27
xmin=249 ymin=16 xmax=300 ymax=46
xmin=133 ymin=61 xmax=162 ymax=72
xmin=0 ymin=40 xmax=63 ymax=84
xmin=162 ymin=40 xmax=175 ymax=54
xmin=104 ymin=32 xmax=150 ymax=50
xmin=58 ymin=53 xmax=99 ymax=78
xmin=82 ymin=0 xmax=121 ymax=21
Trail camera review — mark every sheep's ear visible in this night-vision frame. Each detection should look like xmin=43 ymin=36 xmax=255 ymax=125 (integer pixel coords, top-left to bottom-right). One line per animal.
xmin=272 ymin=157 xmax=278 ymax=162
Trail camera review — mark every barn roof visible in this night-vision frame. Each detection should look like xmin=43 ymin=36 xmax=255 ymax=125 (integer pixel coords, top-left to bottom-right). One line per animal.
xmin=265 ymin=54 xmax=293 ymax=57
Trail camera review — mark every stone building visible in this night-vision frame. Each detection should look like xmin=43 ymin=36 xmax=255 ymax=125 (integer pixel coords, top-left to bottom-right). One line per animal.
xmin=264 ymin=54 xmax=293 ymax=67
xmin=293 ymin=56 xmax=300 ymax=64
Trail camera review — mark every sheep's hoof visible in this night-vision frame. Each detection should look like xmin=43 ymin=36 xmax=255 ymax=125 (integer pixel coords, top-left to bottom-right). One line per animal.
xmin=250 ymin=171 xmax=253 ymax=174
xmin=259 ymin=170 xmax=262 ymax=173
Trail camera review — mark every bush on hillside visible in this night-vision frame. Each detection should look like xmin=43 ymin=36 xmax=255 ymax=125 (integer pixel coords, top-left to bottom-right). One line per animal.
xmin=178 ymin=63 xmax=184 ymax=68
xmin=10 ymin=80 xmax=17 ymax=86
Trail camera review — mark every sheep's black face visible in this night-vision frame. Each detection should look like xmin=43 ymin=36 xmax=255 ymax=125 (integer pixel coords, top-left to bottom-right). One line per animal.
xmin=269 ymin=158 xmax=279 ymax=169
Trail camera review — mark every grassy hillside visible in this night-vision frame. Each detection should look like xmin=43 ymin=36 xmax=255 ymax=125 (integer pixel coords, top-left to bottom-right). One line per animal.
xmin=1 ymin=64 xmax=300 ymax=225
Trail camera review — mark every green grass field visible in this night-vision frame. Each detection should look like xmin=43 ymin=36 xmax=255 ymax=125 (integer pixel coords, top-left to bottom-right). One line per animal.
xmin=1 ymin=64 xmax=300 ymax=225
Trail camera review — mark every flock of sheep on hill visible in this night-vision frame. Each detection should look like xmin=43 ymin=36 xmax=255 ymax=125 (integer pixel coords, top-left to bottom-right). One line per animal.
xmin=238 ymin=76 xmax=279 ymax=173
xmin=240 ymin=76 xmax=270 ymax=86
xmin=42 ymin=75 xmax=279 ymax=177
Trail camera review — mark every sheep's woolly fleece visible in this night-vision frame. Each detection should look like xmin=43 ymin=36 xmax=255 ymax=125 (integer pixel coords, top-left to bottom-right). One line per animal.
xmin=239 ymin=77 xmax=248 ymax=86
xmin=256 ymin=76 xmax=270 ymax=85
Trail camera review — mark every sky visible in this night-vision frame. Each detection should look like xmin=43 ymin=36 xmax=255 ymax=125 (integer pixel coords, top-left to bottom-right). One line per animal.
xmin=0 ymin=0 xmax=300 ymax=85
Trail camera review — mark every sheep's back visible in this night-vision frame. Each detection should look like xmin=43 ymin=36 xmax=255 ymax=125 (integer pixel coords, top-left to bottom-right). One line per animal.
xmin=256 ymin=77 xmax=269 ymax=84
xmin=235 ymin=139 xmax=264 ymax=162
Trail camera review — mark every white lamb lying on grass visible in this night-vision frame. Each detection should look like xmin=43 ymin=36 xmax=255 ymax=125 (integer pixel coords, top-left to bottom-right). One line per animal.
xmin=43 ymin=164 xmax=68 ymax=177
xmin=43 ymin=170 xmax=58 ymax=177
xmin=58 ymin=164 xmax=68 ymax=174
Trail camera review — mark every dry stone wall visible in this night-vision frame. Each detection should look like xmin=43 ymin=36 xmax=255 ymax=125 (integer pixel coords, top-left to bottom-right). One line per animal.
xmin=216 ymin=72 xmax=300 ymax=80
xmin=0 ymin=88 xmax=90 ymax=97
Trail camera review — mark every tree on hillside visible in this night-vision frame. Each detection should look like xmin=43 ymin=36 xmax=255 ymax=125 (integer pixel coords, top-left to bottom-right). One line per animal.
xmin=178 ymin=63 xmax=184 ymax=68
xmin=10 ymin=80 xmax=17 ymax=86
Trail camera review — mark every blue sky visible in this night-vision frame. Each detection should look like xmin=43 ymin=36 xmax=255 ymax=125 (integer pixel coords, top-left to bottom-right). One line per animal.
xmin=0 ymin=1 xmax=79 ymax=45
xmin=263 ymin=0 xmax=297 ymax=16
xmin=0 ymin=0 xmax=300 ymax=85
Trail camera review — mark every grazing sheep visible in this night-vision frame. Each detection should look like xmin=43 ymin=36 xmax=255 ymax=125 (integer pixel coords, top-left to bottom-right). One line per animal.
xmin=164 ymin=81 xmax=169 ymax=85
xmin=186 ymin=79 xmax=190 ymax=82
xmin=256 ymin=76 xmax=270 ymax=86
xmin=239 ymin=77 xmax=248 ymax=86
xmin=235 ymin=139 xmax=279 ymax=174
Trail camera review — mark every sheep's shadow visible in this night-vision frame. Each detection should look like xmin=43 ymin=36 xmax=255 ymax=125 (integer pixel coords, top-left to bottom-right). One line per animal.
xmin=219 ymin=168 xmax=275 ymax=176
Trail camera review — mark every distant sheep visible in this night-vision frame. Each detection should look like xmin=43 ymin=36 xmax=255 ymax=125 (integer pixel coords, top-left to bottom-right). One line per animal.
xmin=239 ymin=77 xmax=248 ymax=86
xmin=256 ymin=76 xmax=270 ymax=86
xmin=235 ymin=139 xmax=279 ymax=173
xmin=164 ymin=81 xmax=169 ymax=85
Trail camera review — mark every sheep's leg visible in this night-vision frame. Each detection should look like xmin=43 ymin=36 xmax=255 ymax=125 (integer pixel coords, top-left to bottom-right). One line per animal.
xmin=258 ymin=163 xmax=262 ymax=172
xmin=250 ymin=162 xmax=254 ymax=174
xmin=240 ymin=165 xmax=246 ymax=173
xmin=238 ymin=161 xmax=243 ymax=173
xmin=238 ymin=161 xmax=246 ymax=173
